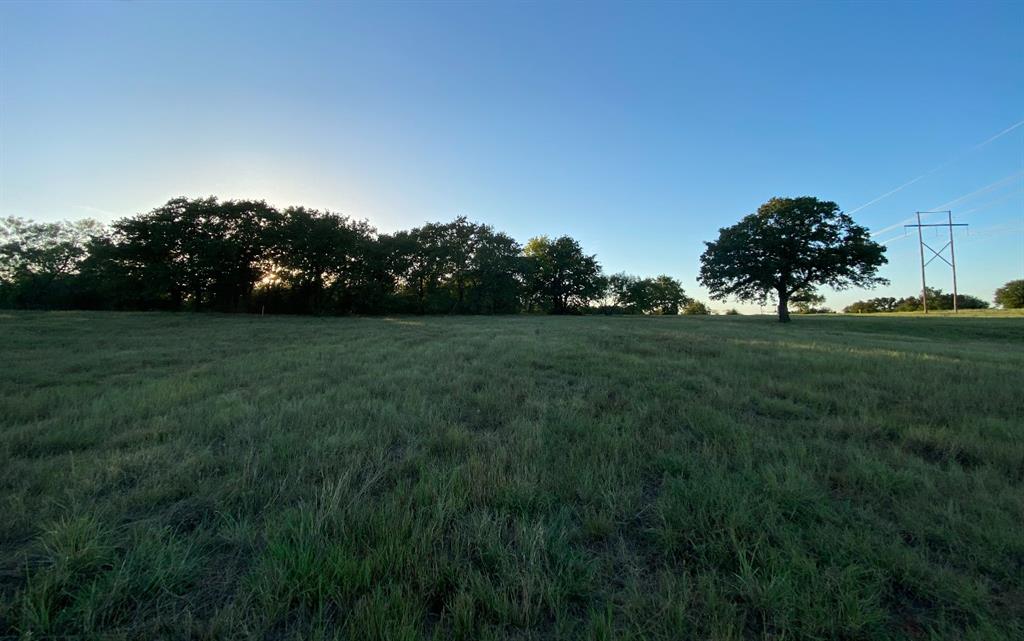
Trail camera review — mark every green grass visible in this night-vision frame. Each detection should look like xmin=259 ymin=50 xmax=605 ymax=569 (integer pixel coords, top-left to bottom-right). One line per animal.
xmin=846 ymin=308 xmax=1024 ymax=318
xmin=1 ymin=311 xmax=1022 ymax=640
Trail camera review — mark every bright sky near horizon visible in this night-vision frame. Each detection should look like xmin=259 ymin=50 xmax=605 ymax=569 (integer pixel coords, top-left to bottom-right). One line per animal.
xmin=1 ymin=1 xmax=1021 ymax=311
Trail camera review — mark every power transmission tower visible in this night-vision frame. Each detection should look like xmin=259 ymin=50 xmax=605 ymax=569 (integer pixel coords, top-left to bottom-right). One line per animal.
xmin=904 ymin=211 xmax=968 ymax=313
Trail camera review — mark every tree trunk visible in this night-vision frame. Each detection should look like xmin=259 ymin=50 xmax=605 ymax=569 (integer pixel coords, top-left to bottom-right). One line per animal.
xmin=777 ymin=294 xmax=791 ymax=323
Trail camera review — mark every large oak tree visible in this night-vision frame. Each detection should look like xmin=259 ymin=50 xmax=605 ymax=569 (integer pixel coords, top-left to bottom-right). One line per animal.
xmin=698 ymin=197 xmax=887 ymax=322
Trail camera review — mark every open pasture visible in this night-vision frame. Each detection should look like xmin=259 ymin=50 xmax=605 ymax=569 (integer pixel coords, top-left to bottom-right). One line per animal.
xmin=1 ymin=312 xmax=1022 ymax=640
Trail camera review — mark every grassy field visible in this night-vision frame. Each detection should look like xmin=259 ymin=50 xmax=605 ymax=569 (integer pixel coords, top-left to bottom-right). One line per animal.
xmin=846 ymin=309 xmax=1024 ymax=318
xmin=1 ymin=312 xmax=1022 ymax=640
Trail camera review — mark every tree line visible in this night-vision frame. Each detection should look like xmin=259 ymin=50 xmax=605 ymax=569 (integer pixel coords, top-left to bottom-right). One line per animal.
xmin=1 ymin=197 xmax=700 ymax=316
xmin=12 ymin=194 xmax=1010 ymax=321
xmin=843 ymin=282 xmax=1023 ymax=314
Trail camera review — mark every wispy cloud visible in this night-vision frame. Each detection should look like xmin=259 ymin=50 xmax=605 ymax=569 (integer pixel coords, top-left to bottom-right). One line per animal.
xmin=870 ymin=170 xmax=1024 ymax=237
xmin=850 ymin=117 xmax=1024 ymax=217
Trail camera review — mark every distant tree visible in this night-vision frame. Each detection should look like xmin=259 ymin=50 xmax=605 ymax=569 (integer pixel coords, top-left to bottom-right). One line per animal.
xmin=647 ymin=275 xmax=690 ymax=315
xmin=698 ymin=197 xmax=887 ymax=322
xmin=846 ymin=289 xmax=988 ymax=313
xmin=843 ymin=296 xmax=898 ymax=313
xmin=607 ymin=273 xmax=650 ymax=314
xmin=265 ymin=207 xmax=375 ymax=314
xmin=389 ymin=217 xmax=524 ymax=314
xmin=101 ymin=197 xmax=280 ymax=311
xmin=682 ymin=300 xmax=712 ymax=315
xmin=462 ymin=224 xmax=524 ymax=314
xmin=995 ymin=279 xmax=1024 ymax=309
xmin=942 ymin=292 xmax=989 ymax=310
xmin=391 ymin=219 xmax=462 ymax=313
xmin=724 ymin=308 xmax=740 ymax=315
xmin=873 ymin=297 xmax=898 ymax=312
xmin=348 ymin=232 xmax=403 ymax=314
xmin=607 ymin=273 xmax=689 ymax=315
xmin=380 ymin=229 xmax=428 ymax=313
xmin=790 ymin=288 xmax=834 ymax=313
xmin=893 ymin=292 xmax=927 ymax=312
xmin=421 ymin=217 xmax=477 ymax=312
xmin=843 ymin=301 xmax=870 ymax=314
xmin=791 ymin=288 xmax=828 ymax=314
xmin=0 ymin=217 xmax=104 ymax=307
xmin=903 ymin=288 xmax=988 ymax=311
xmin=523 ymin=235 xmax=605 ymax=314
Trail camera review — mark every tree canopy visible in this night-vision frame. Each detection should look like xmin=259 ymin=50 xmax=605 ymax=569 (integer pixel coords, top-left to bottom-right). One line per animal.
xmin=607 ymin=273 xmax=691 ymax=315
xmin=995 ymin=279 xmax=1024 ymax=309
xmin=94 ymin=197 xmax=280 ymax=311
xmin=682 ymin=300 xmax=712 ymax=315
xmin=522 ymin=235 xmax=605 ymax=314
xmin=0 ymin=216 xmax=104 ymax=308
xmin=698 ymin=197 xmax=887 ymax=321
xmin=843 ymin=297 xmax=899 ymax=314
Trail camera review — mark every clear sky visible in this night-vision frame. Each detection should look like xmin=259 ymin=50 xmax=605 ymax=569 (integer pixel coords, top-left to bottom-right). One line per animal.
xmin=1 ymin=1 xmax=1021 ymax=311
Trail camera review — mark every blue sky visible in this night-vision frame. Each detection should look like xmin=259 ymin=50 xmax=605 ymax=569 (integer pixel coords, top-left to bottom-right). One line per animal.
xmin=1 ymin=1 xmax=1021 ymax=311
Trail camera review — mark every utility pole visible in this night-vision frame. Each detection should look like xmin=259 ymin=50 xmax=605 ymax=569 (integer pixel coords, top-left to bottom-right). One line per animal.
xmin=904 ymin=211 xmax=968 ymax=314
xmin=947 ymin=210 xmax=959 ymax=313
xmin=915 ymin=212 xmax=927 ymax=313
